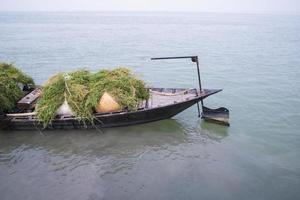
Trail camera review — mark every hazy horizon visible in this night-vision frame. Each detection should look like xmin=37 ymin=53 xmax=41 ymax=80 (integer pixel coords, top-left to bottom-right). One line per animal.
xmin=1 ymin=0 xmax=299 ymax=15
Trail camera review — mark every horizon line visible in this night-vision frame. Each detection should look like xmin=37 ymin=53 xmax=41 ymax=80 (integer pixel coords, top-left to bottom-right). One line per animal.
xmin=0 ymin=10 xmax=299 ymax=16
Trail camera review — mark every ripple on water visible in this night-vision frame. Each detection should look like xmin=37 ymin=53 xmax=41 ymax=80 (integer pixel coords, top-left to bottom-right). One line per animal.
xmin=1 ymin=12 xmax=300 ymax=200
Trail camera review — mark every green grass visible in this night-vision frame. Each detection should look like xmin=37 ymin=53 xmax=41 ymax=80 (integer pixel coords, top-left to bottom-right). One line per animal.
xmin=0 ymin=63 xmax=35 ymax=112
xmin=36 ymin=70 xmax=91 ymax=127
xmin=36 ymin=67 xmax=149 ymax=127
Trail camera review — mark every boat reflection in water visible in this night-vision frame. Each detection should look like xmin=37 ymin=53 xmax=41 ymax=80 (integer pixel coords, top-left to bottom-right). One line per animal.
xmin=199 ymin=121 xmax=229 ymax=141
xmin=0 ymin=118 xmax=229 ymax=200
xmin=0 ymin=118 xmax=228 ymax=160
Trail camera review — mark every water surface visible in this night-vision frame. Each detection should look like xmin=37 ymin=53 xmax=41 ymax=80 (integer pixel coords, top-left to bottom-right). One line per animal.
xmin=0 ymin=12 xmax=300 ymax=200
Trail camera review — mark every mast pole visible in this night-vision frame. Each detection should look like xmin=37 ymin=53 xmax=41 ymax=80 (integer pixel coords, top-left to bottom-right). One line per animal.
xmin=193 ymin=56 xmax=203 ymax=117
xmin=151 ymin=56 xmax=204 ymax=117
xmin=195 ymin=56 xmax=202 ymax=92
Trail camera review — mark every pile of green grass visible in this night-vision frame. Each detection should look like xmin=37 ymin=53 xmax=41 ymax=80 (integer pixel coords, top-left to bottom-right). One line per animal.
xmin=36 ymin=67 xmax=149 ymax=127
xmin=36 ymin=70 xmax=91 ymax=127
xmin=86 ymin=67 xmax=149 ymax=112
xmin=0 ymin=63 xmax=34 ymax=112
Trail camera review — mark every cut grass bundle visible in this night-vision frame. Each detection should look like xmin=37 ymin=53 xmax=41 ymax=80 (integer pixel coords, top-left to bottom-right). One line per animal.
xmin=36 ymin=67 xmax=149 ymax=128
xmin=86 ymin=67 xmax=149 ymax=113
xmin=0 ymin=63 xmax=34 ymax=112
xmin=36 ymin=70 xmax=92 ymax=127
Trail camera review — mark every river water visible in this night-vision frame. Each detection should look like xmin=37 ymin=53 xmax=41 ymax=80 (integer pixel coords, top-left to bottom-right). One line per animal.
xmin=0 ymin=12 xmax=300 ymax=200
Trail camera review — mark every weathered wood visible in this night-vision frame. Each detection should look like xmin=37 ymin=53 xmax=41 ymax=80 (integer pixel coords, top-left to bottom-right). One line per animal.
xmin=2 ymin=88 xmax=223 ymax=130
xmin=17 ymin=88 xmax=41 ymax=110
xmin=150 ymin=89 xmax=189 ymax=96
xmin=6 ymin=112 xmax=36 ymax=117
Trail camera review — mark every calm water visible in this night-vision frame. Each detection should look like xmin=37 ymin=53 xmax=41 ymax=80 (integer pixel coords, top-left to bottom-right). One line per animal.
xmin=0 ymin=12 xmax=300 ymax=200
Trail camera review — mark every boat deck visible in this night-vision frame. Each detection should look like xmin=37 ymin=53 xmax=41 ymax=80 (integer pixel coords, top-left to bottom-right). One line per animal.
xmin=0 ymin=87 xmax=223 ymax=130
xmin=147 ymin=88 xmax=221 ymax=109
xmin=148 ymin=88 xmax=196 ymax=108
xmin=6 ymin=88 xmax=221 ymax=120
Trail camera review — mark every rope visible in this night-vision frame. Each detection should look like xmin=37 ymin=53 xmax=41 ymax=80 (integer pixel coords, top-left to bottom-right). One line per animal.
xmin=63 ymin=73 xmax=71 ymax=96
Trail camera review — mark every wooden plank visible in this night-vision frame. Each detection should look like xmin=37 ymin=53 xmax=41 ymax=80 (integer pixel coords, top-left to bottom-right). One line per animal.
xmin=17 ymin=88 xmax=41 ymax=110
xmin=6 ymin=112 xmax=36 ymax=117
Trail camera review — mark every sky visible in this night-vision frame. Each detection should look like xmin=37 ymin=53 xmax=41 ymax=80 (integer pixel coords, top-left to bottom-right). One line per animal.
xmin=0 ymin=0 xmax=299 ymax=14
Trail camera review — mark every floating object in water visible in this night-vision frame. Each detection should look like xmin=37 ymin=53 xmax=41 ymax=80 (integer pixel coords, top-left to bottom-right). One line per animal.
xmin=1 ymin=56 xmax=230 ymax=130
xmin=201 ymin=106 xmax=230 ymax=126
xmin=4 ymin=88 xmax=221 ymax=130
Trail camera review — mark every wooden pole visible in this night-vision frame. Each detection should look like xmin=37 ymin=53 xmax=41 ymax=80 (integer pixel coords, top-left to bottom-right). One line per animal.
xmin=151 ymin=56 xmax=204 ymax=118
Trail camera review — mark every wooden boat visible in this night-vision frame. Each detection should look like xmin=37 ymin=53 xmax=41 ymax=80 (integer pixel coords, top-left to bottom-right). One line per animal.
xmin=0 ymin=56 xmax=229 ymax=130
xmin=1 ymin=88 xmax=221 ymax=130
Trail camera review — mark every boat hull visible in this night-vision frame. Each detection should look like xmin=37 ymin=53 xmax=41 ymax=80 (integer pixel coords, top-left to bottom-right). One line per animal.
xmin=1 ymin=89 xmax=221 ymax=130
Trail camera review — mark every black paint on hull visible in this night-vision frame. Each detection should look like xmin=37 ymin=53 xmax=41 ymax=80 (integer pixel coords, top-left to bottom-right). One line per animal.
xmin=2 ymin=89 xmax=221 ymax=130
